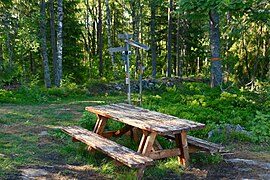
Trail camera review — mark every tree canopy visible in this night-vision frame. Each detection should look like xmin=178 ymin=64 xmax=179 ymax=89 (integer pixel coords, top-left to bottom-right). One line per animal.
xmin=0 ymin=0 xmax=269 ymax=87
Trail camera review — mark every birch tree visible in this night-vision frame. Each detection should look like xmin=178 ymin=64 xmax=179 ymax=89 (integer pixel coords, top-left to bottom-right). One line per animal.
xmin=56 ymin=0 xmax=63 ymax=87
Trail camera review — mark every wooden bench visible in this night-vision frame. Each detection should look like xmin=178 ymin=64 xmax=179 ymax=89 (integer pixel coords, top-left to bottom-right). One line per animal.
xmin=62 ymin=126 xmax=154 ymax=180
xmin=187 ymin=135 xmax=224 ymax=153
xmin=166 ymin=134 xmax=224 ymax=153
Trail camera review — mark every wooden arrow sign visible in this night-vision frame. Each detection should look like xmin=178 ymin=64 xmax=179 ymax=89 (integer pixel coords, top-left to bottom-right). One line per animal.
xmin=124 ymin=39 xmax=150 ymax=51
xmin=108 ymin=46 xmax=126 ymax=53
xmin=118 ymin=34 xmax=133 ymax=39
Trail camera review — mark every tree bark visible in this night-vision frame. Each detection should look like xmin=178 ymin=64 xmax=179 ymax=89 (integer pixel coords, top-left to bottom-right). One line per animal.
xmin=209 ymin=10 xmax=222 ymax=88
xmin=176 ymin=12 xmax=180 ymax=77
xmin=3 ymin=8 xmax=13 ymax=69
xmin=85 ymin=0 xmax=93 ymax=79
xmin=49 ymin=0 xmax=58 ymax=85
xmin=106 ymin=0 xmax=117 ymax=80
xmin=29 ymin=50 xmax=36 ymax=74
xmin=40 ymin=0 xmax=52 ymax=88
xmin=167 ymin=0 xmax=173 ymax=78
xmin=56 ymin=0 xmax=63 ymax=88
xmin=131 ymin=0 xmax=140 ymax=75
xmin=151 ymin=0 xmax=157 ymax=79
xmin=98 ymin=0 xmax=103 ymax=77
xmin=0 ymin=44 xmax=3 ymax=72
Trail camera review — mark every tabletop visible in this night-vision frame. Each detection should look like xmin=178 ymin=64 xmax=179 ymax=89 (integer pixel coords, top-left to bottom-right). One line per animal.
xmin=85 ymin=103 xmax=205 ymax=136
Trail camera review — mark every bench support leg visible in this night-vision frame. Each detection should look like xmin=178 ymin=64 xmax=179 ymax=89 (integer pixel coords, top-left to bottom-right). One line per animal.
xmin=138 ymin=131 xmax=157 ymax=156
xmin=93 ymin=115 xmax=108 ymax=134
xmin=90 ymin=115 xmax=108 ymax=152
xmin=137 ymin=166 xmax=146 ymax=180
xmin=175 ymin=132 xmax=189 ymax=168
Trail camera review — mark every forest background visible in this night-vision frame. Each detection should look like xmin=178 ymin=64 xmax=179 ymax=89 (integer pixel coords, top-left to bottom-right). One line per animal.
xmin=0 ymin=0 xmax=269 ymax=88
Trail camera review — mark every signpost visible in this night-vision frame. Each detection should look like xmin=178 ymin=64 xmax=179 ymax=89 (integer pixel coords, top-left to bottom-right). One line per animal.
xmin=108 ymin=32 xmax=149 ymax=104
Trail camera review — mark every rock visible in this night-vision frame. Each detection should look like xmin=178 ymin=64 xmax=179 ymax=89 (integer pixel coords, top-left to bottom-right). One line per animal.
xmin=208 ymin=124 xmax=252 ymax=139
xmin=225 ymin=158 xmax=270 ymax=170
xmin=258 ymin=174 xmax=270 ymax=180
xmin=38 ymin=131 xmax=48 ymax=136
xmin=21 ymin=168 xmax=49 ymax=177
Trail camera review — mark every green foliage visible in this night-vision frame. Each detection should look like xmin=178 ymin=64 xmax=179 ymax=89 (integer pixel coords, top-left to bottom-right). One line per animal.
xmin=144 ymin=82 xmax=270 ymax=143
xmin=0 ymin=89 xmax=15 ymax=103
xmin=248 ymin=111 xmax=270 ymax=143
xmin=86 ymin=79 xmax=109 ymax=95
xmin=0 ymin=78 xmax=87 ymax=104
xmin=191 ymin=153 xmax=223 ymax=165
xmin=79 ymin=111 xmax=97 ymax=130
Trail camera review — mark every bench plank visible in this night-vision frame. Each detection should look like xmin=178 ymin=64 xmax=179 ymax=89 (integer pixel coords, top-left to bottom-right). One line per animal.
xmin=62 ymin=126 xmax=154 ymax=168
xmin=187 ymin=135 xmax=224 ymax=153
xmin=166 ymin=134 xmax=224 ymax=153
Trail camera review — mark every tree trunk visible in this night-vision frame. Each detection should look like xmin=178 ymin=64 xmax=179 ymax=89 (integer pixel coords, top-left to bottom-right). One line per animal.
xmin=0 ymin=44 xmax=3 ymax=72
xmin=40 ymin=0 xmax=52 ymax=88
xmin=3 ymin=8 xmax=13 ymax=69
xmin=106 ymin=0 xmax=117 ymax=80
xmin=98 ymin=0 xmax=103 ymax=77
xmin=151 ymin=0 xmax=157 ymax=79
xmin=56 ymin=0 xmax=63 ymax=88
xmin=131 ymin=0 xmax=140 ymax=75
xmin=49 ymin=0 xmax=57 ymax=85
xmin=181 ymin=14 xmax=186 ymax=78
xmin=167 ymin=0 xmax=173 ymax=78
xmin=29 ymin=50 xmax=36 ymax=74
xmin=209 ymin=10 xmax=222 ymax=88
xmin=176 ymin=12 xmax=180 ymax=77
xmin=85 ymin=0 xmax=93 ymax=79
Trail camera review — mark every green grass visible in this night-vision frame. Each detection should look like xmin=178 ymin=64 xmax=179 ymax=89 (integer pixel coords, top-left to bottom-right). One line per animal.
xmin=0 ymin=82 xmax=269 ymax=179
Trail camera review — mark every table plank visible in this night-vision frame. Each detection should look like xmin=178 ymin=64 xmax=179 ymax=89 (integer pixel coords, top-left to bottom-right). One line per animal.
xmin=86 ymin=103 xmax=205 ymax=136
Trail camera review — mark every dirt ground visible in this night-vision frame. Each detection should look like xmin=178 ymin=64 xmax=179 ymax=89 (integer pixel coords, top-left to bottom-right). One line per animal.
xmin=17 ymin=145 xmax=270 ymax=180
xmin=1 ymin=104 xmax=269 ymax=180
xmin=17 ymin=130 xmax=270 ymax=179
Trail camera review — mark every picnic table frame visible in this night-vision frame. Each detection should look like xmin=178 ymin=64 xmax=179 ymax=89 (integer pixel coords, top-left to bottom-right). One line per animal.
xmin=85 ymin=103 xmax=205 ymax=167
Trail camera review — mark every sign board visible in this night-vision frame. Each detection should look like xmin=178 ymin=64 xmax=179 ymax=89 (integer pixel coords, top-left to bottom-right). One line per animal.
xmin=108 ymin=46 xmax=126 ymax=53
xmin=118 ymin=34 xmax=133 ymax=39
xmin=124 ymin=39 xmax=150 ymax=51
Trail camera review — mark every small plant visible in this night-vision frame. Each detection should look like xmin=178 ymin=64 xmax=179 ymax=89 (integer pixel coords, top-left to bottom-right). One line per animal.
xmin=79 ymin=112 xmax=97 ymax=130
xmin=249 ymin=111 xmax=270 ymax=143
xmin=191 ymin=153 xmax=223 ymax=165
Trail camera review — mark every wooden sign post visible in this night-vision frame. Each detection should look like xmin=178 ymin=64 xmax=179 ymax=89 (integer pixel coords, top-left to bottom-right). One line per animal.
xmin=108 ymin=32 xmax=149 ymax=104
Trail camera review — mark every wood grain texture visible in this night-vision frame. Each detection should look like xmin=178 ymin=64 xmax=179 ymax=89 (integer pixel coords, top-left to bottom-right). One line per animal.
xmin=86 ymin=103 xmax=205 ymax=135
xmin=166 ymin=134 xmax=224 ymax=153
xmin=62 ymin=126 xmax=154 ymax=168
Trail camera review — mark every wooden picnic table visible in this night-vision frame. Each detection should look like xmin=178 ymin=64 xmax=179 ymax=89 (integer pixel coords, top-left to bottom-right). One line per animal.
xmin=85 ymin=103 xmax=205 ymax=167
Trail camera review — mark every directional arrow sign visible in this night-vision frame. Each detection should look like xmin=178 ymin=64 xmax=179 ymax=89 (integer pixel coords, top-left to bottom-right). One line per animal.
xmin=108 ymin=46 xmax=126 ymax=53
xmin=124 ymin=39 xmax=150 ymax=51
xmin=118 ymin=34 xmax=133 ymax=39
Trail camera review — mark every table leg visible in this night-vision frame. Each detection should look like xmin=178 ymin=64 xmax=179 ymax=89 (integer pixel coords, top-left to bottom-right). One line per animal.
xmin=138 ymin=130 xmax=157 ymax=156
xmin=93 ymin=115 xmax=108 ymax=134
xmin=175 ymin=132 xmax=189 ymax=167
xmin=89 ymin=115 xmax=108 ymax=153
